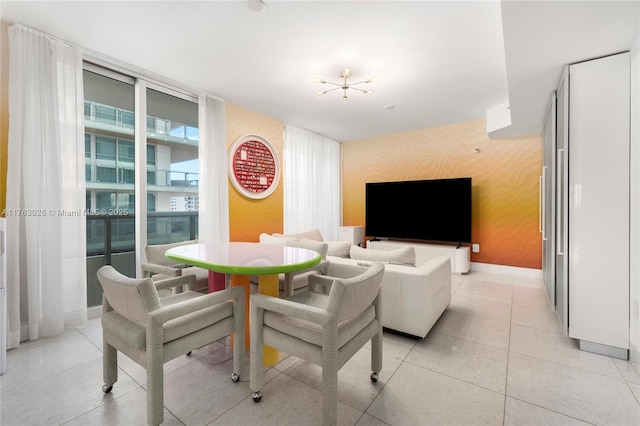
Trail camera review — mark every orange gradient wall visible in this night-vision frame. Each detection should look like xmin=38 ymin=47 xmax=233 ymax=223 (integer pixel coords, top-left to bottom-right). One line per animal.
xmin=342 ymin=120 xmax=542 ymax=269
xmin=226 ymin=103 xmax=284 ymax=242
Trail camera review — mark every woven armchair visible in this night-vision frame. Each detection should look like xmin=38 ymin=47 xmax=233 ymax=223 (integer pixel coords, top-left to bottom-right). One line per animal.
xmin=97 ymin=265 xmax=245 ymax=425
xmin=258 ymin=235 xmax=330 ymax=297
xmin=249 ymin=261 xmax=385 ymax=426
xmin=142 ymin=240 xmax=209 ymax=293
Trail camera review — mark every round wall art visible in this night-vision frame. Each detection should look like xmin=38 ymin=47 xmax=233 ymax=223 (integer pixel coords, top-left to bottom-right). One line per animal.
xmin=228 ymin=135 xmax=280 ymax=199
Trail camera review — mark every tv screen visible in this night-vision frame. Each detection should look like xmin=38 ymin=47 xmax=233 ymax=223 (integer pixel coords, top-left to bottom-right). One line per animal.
xmin=365 ymin=178 xmax=472 ymax=244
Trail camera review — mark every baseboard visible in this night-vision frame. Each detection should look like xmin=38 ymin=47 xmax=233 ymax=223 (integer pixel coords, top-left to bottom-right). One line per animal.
xmin=88 ymin=305 xmax=102 ymax=320
xmin=579 ymin=339 xmax=628 ymax=360
xmin=470 ymin=262 xmax=543 ymax=279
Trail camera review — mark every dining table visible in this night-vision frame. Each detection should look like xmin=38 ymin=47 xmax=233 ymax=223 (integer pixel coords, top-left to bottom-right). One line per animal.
xmin=165 ymin=241 xmax=322 ymax=366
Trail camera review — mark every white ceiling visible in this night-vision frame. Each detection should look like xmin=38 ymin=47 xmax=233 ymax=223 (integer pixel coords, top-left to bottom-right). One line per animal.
xmin=2 ymin=1 xmax=639 ymax=142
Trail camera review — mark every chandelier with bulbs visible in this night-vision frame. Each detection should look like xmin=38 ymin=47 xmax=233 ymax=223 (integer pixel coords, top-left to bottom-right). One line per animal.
xmin=314 ymin=68 xmax=377 ymax=101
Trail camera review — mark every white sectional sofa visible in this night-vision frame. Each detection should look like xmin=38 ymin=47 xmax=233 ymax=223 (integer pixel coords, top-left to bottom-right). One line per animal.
xmin=260 ymin=230 xmax=451 ymax=338
xmin=326 ymin=255 xmax=451 ymax=338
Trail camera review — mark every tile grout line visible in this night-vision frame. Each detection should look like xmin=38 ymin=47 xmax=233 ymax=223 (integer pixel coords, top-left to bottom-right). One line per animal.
xmin=355 ymin=338 xmax=419 ymax=425
xmin=502 ymin=276 xmax=515 ymax=426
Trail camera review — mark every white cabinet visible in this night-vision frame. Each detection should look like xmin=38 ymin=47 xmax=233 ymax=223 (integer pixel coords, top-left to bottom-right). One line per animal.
xmin=338 ymin=226 xmax=364 ymax=246
xmin=567 ymin=53 xmax=630 ymax=357
xmin=541 ymin=92 xmax=556 ymax=309
xmin=551 ymin=52 xmax=630 ymax=358
xmin=367 ymin=240 xmax=470 ymax=274
xmin=555 ymin=70 xmax=569 ymax=333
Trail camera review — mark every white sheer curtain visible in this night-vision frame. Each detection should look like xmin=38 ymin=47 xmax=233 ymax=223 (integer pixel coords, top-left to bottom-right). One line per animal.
xmin=6 ymin=25 xmax=87 ymax=348
xmin=198 ymin=94 xmax=229 ymax=243
xmin=283 ymin=124 xmax=341 ymax=241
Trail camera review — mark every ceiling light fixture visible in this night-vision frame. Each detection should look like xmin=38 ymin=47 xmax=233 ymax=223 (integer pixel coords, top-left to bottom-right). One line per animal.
xmin=314 ymin=68 xmax=377 ymax=101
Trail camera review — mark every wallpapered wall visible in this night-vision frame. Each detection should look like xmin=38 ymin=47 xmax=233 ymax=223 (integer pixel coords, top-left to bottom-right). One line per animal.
xmin=342 ymin=120 xmax=542 ymax=269
xmin=226 ymin=103 xmax=284 ymax=242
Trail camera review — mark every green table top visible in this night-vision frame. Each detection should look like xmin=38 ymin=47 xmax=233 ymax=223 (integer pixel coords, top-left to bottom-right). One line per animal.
xmin=165 ymin=242 xmax=321 ymax=275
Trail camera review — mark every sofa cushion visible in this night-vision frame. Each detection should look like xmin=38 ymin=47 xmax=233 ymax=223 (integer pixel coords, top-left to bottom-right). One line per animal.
xmin=349 ymin=245 xmax=416 ymax=266
xmin=287 ymin=238 xmax=328 ymax=259
xmin=259 ymin=233 xmax=291 ymax=246
xmin=273 ymin=228 xmax=324 ymax=242
xmin=326 ymin=241 xmax=351 ymax=258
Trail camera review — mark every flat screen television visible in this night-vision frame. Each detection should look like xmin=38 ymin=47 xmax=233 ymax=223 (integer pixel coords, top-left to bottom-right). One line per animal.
xmin=365 ymin=177 xmax=472 ymax=244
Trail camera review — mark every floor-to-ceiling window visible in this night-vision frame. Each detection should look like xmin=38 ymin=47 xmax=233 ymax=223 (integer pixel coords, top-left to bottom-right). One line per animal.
xmin=145 ymin=88 xmax=199 ymax=246
xmin=84 ymin=68 xmax=135 ymax=307
xmin=83 ymin=65 xmax=199 ymax=307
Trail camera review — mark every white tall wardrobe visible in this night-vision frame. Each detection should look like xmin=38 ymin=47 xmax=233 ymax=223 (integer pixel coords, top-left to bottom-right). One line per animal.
xmin=542 ymin=52 xmax=630 ymax=359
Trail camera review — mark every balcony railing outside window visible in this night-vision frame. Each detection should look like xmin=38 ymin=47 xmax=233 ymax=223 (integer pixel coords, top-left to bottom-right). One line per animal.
xmin=85 ymin=162 xmax=198 ymax=188
xmin=85 ymin=100 xmax=199 ymax=144
xmin=86 ymin=211 xmax=197 ymax=256
xmin=86 ymin=211 xmax=198 ymax=307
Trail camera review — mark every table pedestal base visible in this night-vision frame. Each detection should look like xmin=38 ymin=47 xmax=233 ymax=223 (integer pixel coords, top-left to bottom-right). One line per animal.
xmin=258 ymin=274 xmax=280 ymax=366
xmin=229 ymin=274 xmax=279 ymax=366
xmin=208 ymin=271 xmax=226 ymax=293
xmin=230 ymin=275 xmax=251 ymax=350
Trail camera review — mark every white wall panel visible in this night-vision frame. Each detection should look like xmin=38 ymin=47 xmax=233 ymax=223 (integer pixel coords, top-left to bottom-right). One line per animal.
xmin=568 ymin=53 xmax=630 ymax=350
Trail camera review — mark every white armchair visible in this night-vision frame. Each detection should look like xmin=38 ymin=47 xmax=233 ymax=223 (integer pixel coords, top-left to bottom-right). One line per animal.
xmin=258 ymin=234 xmax=329 ymax=296
xmin=97 ymin=265 xmax=245 ymax=425
xmin=249 ymin=262 xmax=385 ymax=426
xmin=282 ymin=238 xmax=329 ymax=296
xmin=142 ymin=240 xmax=209 ymax=293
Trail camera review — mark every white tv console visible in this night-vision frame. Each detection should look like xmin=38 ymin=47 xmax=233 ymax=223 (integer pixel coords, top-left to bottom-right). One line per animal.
xmin=367 ymin=240 xmax=470 ymax=274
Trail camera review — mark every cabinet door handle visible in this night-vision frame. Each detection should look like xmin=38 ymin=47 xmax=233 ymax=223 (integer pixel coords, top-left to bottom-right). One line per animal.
xmin=539 ymin=175 xmax=543 ymax=234
xmin=556 ymin=149 xmax=565 ymax=255
xmin=540 ymin=166 xmax=547 ymax=239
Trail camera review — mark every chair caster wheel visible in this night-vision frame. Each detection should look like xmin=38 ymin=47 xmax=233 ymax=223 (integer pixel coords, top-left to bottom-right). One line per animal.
xmin=370 ymin=372 xmax=379 ymax=383
xmin=102 ymin=384 xmax=113 ymax=393
xmin=231 ymin=373 xmax=239 ymax=382
xmin=252 ymin=391 xmax=262 ymax=403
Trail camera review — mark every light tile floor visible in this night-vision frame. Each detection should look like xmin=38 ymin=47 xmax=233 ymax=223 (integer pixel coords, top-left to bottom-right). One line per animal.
xmin=2 ymin=271 xmax=640 ymax=425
